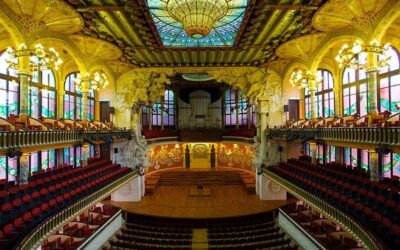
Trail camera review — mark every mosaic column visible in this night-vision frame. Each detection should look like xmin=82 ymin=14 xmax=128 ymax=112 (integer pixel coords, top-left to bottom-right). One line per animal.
xmin=57 ymin=89 xmax=65 ymax=119
xmin=19 ymin=153 xmax=29 ymax=184
xmin=82 ymin=90 xmax=89 ymax=122
xmin=81 ymin=144 xmax=90 ymax=167
xmin=309 ymin=142 xmax=317 ymax=164
xmin=18 ymin=56 xmax=31 ymax=115
xmin=366 ymin=52 xmax=379 ymax=117
xmin=369 ymin=151 xmax=379 ymax=181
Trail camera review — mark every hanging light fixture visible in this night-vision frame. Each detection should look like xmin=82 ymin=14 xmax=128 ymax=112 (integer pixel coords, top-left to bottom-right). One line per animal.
xmin=75 ymin=71 xmax=109 ymax=92
xmin=4 ymin=43 xmax=63 ymax=74
xmin=335 ymin=40 xmax=391 ymax=70
xmin=289 ymin=70 xmax=322 ymax=89
xmin=166 ymin=0 xmax=229 ymax=38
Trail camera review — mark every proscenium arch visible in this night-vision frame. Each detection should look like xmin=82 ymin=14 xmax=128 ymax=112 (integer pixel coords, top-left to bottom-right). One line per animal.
xmin=0 ymin=2 xmax=26 ymax=46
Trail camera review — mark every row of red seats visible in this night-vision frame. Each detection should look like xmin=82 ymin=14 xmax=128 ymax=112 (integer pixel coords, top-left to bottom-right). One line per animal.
xmin=0 ymin=161 xmax=131 ymax=249
xmin=269 ymin=159 xmax=400 ymax=248
xmin=43 ymin=204 xmax=119 ymax=250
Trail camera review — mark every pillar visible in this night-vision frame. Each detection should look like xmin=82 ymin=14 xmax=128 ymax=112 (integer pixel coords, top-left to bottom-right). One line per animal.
xmin=82 ymin=91 xmax=89 ymax=122
xmin=57 ymin=90 xmax=65 ymax=119
xmin=19 ymin=153 xmax=29 ymax=184
xmin=95 ymin=93 xmax=100 ymax=121
xmin=309 ymin=142 xmax=317 ymax=164
xmin=81 ymin=143 xmax=90 ymax=167
xmin=299 ymin=90 xmax=305 ymax=120
xmin=258 ymin=97 xmax=269 ymax=165
xmin=366 ymin=51 xmax=379 ymax=117
xmin=369 ymin=151 xmax=379 ymax=181
xmin=17 ymin=55 xmax=31 ymax=115
xmin=309 ymin=87 xmax=316 ymax=120
xmin=335 ymin=147 xmax=343 ymax=164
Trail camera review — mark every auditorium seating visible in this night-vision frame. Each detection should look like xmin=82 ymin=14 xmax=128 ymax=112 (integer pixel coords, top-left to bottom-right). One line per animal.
xmin=283 ymin=203 xmax=361 ymax=249
xmin=41 ymin=204 xmax=119 ymax=250
xmin=207 ymin=212 xmax=296 ymax=250
xmin=0 ymin=158 xmax=131 ymax=249
xmin=268 ymin=157 xmax=400 ymax=248
xmin=108 ymin=213 xmax=192 ymax=250
xmin=106 ymin=212 xmax=298 ymax=250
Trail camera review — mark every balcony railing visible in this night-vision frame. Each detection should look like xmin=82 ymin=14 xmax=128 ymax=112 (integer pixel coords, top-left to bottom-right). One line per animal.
xmin=0 ymin=129 xmax=132 ymax=150
xmin=267 ymin=127 xmax=400 ymax=147
xmin=262 ymin=167 xmax=385 ymax=250
xmin=17 ymin=170 xmax=138 ymax=250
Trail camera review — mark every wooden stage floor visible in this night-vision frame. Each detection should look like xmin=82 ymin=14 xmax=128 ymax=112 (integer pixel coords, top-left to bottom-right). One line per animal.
xmin=103 ymin=185 xmax=289 ymax=219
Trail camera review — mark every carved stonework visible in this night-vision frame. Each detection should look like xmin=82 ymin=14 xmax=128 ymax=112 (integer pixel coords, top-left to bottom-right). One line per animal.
xmin=114 ymin=68 xmax=175 ymax=109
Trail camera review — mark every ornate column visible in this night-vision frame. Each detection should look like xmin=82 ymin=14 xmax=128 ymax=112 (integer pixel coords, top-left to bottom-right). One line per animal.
xmin=81 ymin=91 xmax=89 ymax=122
xmin=309 ymin=79 xmax=318 ymax=120
xmin=258 ymin=97 xmax=269 ymax=165
xmin=18 ymin=56 xmax=31 ymax=115
xmin=19 ymin=153 xmax=29 ymax=184
xmin=366 ymin=52 xmax=379 ymax=117
xmin=57 ymin=89 xmax=65 ymax=119
xmin=369 ymin=150 xmax=379 ymax=181
xmin=81 ymin=144 xmax=90 ymax=167
xmin=309 ymin=142 xmax=317 ymax=164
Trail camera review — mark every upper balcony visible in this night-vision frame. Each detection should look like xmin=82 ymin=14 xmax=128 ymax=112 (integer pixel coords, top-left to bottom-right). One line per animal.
xmin=0 ymin=116 xmax=132 ymax=151
xmin=268 ymin=113 xmax=400 ymax=148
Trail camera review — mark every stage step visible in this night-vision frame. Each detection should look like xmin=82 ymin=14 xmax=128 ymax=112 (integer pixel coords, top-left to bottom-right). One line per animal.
xmin=158 ymin=171 xmax=243 ymax=186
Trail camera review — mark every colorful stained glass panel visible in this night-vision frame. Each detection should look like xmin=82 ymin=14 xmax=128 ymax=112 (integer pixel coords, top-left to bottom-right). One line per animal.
xmin=147 ymin=0 xmax=248 ymax=47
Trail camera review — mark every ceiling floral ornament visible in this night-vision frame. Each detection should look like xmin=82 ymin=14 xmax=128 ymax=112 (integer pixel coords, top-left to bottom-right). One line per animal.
xmin=114 ymin=68 xmax=175 ymax=109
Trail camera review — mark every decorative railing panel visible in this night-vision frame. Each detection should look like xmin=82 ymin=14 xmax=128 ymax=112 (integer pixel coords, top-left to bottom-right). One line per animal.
xmin=0 ymin=130 xmax=132 ymax=150
xmin=262 ymin=168 xmax=385 ymax=250
xmin=267 ymin=127 xmax=400 ymax=146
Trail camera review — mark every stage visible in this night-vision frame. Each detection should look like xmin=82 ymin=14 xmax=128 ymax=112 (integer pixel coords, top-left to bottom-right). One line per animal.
xmin=103 ymin=184 xmax=289 ymax=219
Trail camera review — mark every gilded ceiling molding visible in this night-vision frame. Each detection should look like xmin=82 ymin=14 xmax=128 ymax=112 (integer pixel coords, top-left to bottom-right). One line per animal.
xmin=373 ymin=0 xmax=400 ymax=40
xmin=0 ymin=1 xmax=26 ymax=46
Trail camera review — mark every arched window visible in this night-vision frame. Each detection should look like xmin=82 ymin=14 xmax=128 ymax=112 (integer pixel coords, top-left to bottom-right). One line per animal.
xmin=141 ymin=89 xmax=175 ymax=128
xmin=224 ymin=89 xmax=255 ymax=127
xmin=64 ymin=72 xmax=81 ymax=120
xmin=342 ymin=54 xmax=368 ymax=116
xmin=64 ymin=72 xmax=95 ymax=120
xmin=304 ymin=69 xmax=334 ymax=119
xmin=378 ymin=47 xmax=400 ymax=113
xmin=28 ymin=60 xmax=56 ymax=118
xmin=0 ymin=52 xmax=19 ymax=118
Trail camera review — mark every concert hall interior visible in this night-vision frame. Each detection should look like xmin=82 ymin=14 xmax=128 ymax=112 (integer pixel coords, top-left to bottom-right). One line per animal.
xmin=0 ymin=0 xmax=400 ymax=249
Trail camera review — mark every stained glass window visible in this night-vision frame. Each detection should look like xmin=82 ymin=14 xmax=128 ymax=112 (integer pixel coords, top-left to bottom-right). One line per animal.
xmin=343 ymin=54 xmax=368 ymax=116
xmin=30 ymin=152 xmax=39 ymax=173
xmin=379 ymin=47 xmax=400 ymax=113
xmin=326 ymin=145 xmax=336 ymax=163
xmin=147 ymin=0 xmax=248 ymax=47
xmin=163 ymin=90 xmax=175 ymax=127
xmin=143 ymin=89 xmax=175 ymax=128
xmin=64 ymin=146 xmax=82 ymax=167
xmin=304 ymin=69 xmax=334 ymax=118
xmin=360 ymin=149 xmax=369 ymax=171
xmin=0 ymin=53 xmax=19 ymax=118
xmin=382 ymin=152 xmax=400 ymax=178
xmin=224 ymin=88 xmax=255 ymax=127
xmin=0 ymin=156 xmax=18 ymax=181
xmin=344 ymin=147 xmax=358 ymax=168
xmin=27 ymin=59 xmax=56 ymax=119
xmin=41 ymin=149 xmax=56 ymax=170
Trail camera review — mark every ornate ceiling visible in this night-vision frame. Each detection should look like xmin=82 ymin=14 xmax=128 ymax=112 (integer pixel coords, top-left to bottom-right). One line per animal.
xmin=65 ymin=0 xmax=325 ymax=67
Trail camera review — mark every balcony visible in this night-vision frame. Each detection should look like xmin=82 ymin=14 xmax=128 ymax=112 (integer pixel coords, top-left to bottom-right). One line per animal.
xmin=262 ymin=167 xmax=387 ymax=250
xmin=0 ymin=129 xmax=132 ymax=150
xmin=267 ymin=127 xmax=400 ymax=147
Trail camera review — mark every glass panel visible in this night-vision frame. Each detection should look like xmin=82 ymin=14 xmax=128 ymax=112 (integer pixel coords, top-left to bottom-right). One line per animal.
xmin=29 ymin=86 xmax=40 ymax=118
xmin=8 ymin=158 xmax=17 ymax=182
xmin=382 ymin=153 xmax=392 ymax=178
xmin=0 ymin=156 xmax=6 ymax=180
xmin=393 ymin=153 xmax=400 ymax=177
xmin=360 ymin=149 xmax=369 ymax=171
xmin=30 ymin=152 xmax=39 ymax=173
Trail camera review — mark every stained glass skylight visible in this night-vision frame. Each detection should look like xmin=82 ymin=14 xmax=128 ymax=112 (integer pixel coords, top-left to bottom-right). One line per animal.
xmin=147 ymin=0 xmax=249 ymax=47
